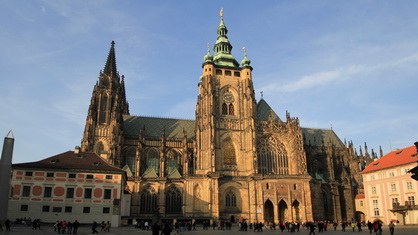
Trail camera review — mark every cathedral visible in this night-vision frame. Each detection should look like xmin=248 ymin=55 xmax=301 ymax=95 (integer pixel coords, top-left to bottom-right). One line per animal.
xmin=80 ymin=15 xmax=374 ymax=224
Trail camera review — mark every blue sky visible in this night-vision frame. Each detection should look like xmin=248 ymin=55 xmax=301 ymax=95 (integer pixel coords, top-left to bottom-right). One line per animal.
xmin=1 ymin=0 xmax=418 ymax=164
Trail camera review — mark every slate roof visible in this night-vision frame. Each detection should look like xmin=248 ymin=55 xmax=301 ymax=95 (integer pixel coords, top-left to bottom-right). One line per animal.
xmin=256 ymin=99 xmax=282 ymax=122
xmin=123 ymin=115 xmax=195 ymax=138
xmin=12 ymin=151 xmax=125 ymax=173
xmin=301 ymin=128 xmax=345 ymax=148
xmin=361 ymin=145 xmax=418 ymax=174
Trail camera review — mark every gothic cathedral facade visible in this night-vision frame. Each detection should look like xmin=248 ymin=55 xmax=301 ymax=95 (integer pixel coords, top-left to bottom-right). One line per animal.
xmin=81 ymin=17 xmax=373 ymax=223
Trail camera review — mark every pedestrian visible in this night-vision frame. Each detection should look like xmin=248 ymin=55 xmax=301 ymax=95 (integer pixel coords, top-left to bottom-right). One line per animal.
xmin=351 ymin=221 xmax=355 ymax=232
xmin=367 ymin=221 xmax=373 ymax=234
xmin=308 ymin=222 xmax=316 ymax=235
xmin=152 ymin=222 xmax=161 ymax=235
xmin=161 ymin=224 xmax=172 ymax=235
xmin=333 ymin=221 xmax=338 ymax=231
xmin=92 ymin=221 xmax=99 ymax=234
xmin=73 ymin=220 xmax=80 ymax=234
xmin=5 ymin=219 xmax=11 ymax=231
xmin=388 ymin=221 xmax=395 ymax=235
xmin=104 ymin=221 xmax=111 ymax=232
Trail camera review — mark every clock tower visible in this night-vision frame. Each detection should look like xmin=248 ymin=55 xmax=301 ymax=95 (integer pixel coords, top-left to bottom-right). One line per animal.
xmin=195 ymin=16 xmax=257 ymax=176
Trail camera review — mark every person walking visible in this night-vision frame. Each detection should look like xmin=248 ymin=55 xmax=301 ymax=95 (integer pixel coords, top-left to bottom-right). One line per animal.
xmin=161 ymin=224 xmax=172 ymax=235
xmin=308 ymin=222 xmax=316 ymax=235
xmin=92 ymin=221 xmax=99 ymax=234
xmin=388 ymin=221 xmax=395 ymax=235
xmin=5 ymin=219 xmax=11 ymax=231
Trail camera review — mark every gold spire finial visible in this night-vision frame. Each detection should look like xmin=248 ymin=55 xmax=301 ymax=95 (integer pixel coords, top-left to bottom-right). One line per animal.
xmin=220 ymin=8 xmax=224 ymax=18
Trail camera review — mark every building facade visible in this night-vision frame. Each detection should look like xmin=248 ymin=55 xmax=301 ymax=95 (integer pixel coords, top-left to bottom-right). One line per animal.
xmin=8 ymin=148 xmax=126 ymax=226
xmin=80 ymin=16 xmax=372 ymax=224
xmin=361 ymin=145 xmax=418 ymax=225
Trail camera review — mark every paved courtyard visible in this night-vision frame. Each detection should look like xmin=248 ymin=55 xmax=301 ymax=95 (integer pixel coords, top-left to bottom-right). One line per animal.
xmin=1 ymin=225 xmax=417 ymax=235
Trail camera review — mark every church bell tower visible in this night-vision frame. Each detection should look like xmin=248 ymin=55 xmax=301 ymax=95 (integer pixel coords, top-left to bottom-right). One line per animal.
xmin=81 ymin=41 xmax=129 ymax=166
xmin=195 ymin=15 xmax=258 ymax=176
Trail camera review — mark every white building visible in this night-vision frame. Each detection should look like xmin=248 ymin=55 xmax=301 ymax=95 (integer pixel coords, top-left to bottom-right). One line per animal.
xmin=361 ymin=145 xmax=418 ymax=225
xmin=8 ymin=148 xmax=126 ymax=226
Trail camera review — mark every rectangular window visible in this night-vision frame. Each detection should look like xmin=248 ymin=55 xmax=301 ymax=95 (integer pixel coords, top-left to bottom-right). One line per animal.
xmin=66 ymin=188 xmax=75 ymax=198
xmin=86 ymin=174 xmax=94 ymax=179
xmin=84 ymin=188 xmax=92 ymax=199
xmin=83 ymin=207 xmax=90 ymax=213
xmin=408 ymin=196 xmax=415 ymax=206
xmin=216 ymin=69 xmax=222 ymax=75
xmin=225 ymin=70 xmax=232 ymax=76
xmin=69 ymin=173 xmax=76 ymax=178
xmin=65 ymin=206 xmax=72 ymax=213
xmin=392 ymin=198 xmax=399 ymax=208
xmin=44 ymin=187 xmax=52 ymax=198
xmin=391 ymin=184 xmax=396 ymax=192
xmin=52 ymin=207 xmax=62 ymax=213
xmin=389 ymin=172 xmax=395 ymax=177
xmin=405 ymin=168 xmax=411 ymax=174
xmin=46 ymin=172 xmax=54 ymax=177
xmin=22 ymin=186 xmax=31 ymax=197
xmin=370 ymin=175 xmax=375 ymax=180
xmin=105 ymin=175 xmax=112 ymax=179
xmin=103 ymin=207 xmax=110 ymax=214
xmin=234 ymin=72 xmax=240 ymax=77
xmin=407 ymin=181 xmax=413 ymax=190
xmin=42 ymin=205 xmax=50 ymax=212
xmin=21 ymin=205 xmax=28 ymax=211
xmin=25 ymin=171 xmax=33 ymax=176
xmin=371 ymin=186 xmax=376 ymax=194
xmin=373 ymin=200 xmax=379 ymax=216
xmin=104 ymin=189 xmax=112 ymax=199
xmin=360 ymin=200 xmax=363 ymax=207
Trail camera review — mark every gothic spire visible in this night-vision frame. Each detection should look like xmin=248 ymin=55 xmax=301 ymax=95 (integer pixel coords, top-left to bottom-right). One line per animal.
xmin=103 ymin=41 xmax=117 ymax=76
xmin=213 ymin=14 xmax=239 ymax=67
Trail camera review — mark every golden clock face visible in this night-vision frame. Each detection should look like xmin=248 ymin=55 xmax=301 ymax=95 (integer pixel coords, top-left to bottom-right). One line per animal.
xmin=223 ymin=92 xmax=234 ymax=103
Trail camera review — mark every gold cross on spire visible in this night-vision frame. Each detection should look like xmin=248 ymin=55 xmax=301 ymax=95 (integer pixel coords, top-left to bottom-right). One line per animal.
xmin=220 ymin=8 xmax=224 ymax=18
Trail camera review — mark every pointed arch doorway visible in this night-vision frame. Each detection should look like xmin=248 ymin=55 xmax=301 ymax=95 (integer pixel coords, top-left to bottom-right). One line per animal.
xmin=264 ymin=199 xmax=274 ymax=223
xmin=278 ymin=200 xmax=288 ymax=222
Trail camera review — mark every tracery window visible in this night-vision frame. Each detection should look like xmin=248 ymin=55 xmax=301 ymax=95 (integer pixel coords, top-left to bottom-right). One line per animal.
xmin=140 ymin=185 xmax=158 ymax=213
xmin=166 ymin=185 xmax=182 ymax=213
xmin=188 ymin=156 xmax=194 ymax=175
xmin=222 ymin=139 xmax=236 ymax=165
xmin=226 ymin=190 xmax=237 ymax=207
xmin=228 ymin=103 xmax=234 ymax=115
xmin=143 ymin=148 xmax=160 ymax=176
xmin=99 ymin=94 xmax=108 ymax=124
xmin=125 ymin=147 xmax=136 ymax=174
xmin=222 ymin=103 xmax=228 ymax=115
xmin=96 ymin=142 xmax=105 ymax=154
xmin=165 ymin=149 xmax=182 ymax=176
xmin=257 ymin=136 xmax=289 ymax=175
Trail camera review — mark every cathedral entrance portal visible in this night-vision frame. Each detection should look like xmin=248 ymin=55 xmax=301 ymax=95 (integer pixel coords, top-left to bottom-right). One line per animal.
xmin=278 ymin=200 xmax=288 ymax=222
xmin=264 ymin=199 xmax=274 ymax=223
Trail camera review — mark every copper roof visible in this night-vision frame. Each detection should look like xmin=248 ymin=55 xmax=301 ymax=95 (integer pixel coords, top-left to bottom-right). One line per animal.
xmin=12 ymin=151 xmax=125 ymax=173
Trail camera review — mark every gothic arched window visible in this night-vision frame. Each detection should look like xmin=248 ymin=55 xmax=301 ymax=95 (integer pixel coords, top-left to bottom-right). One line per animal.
xmin=125 ymin=147 xmax=136 ymax=174
xmin=99 ymin=94 xmax=108 ymax=124
xmin=222 ymin=103 xmax=228 ymax=115
xmin=187 ymin=156 xmax=194 ymax=175
xmin=96 ymin=142 xmax=105 ymax=155
xmin=223 ymin=139 xmax=236 ymax=165
xmin=144 ymin=148 xmax=160 ymax=176
xmin=228 ymin=103 xmax=234 ymax=115
xmin=226 ymin=190 xmax=237 ymax=207
xmin=165 ymin=149 xmax=182 ymax=175
xmin=140 ymin=185 xmax=158 ymax=213
xmin=166 ymin=185 xmax=182 ymax=213
xmin=257 ymin=136 xmax=289 ymax=175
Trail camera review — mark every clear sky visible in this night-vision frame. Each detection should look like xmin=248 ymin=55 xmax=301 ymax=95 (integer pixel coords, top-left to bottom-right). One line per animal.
xmin=1 ymin=0 xmax=418 ymax=164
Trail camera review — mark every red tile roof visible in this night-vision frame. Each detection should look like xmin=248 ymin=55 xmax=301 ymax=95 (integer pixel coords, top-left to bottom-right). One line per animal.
xmin=13 ymin=151 xmax=125 ymax=173
xmin=355 ymin=194 xmax=365 ymax=199
xmin=362 ymin=145 xmax=418 ymax=174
